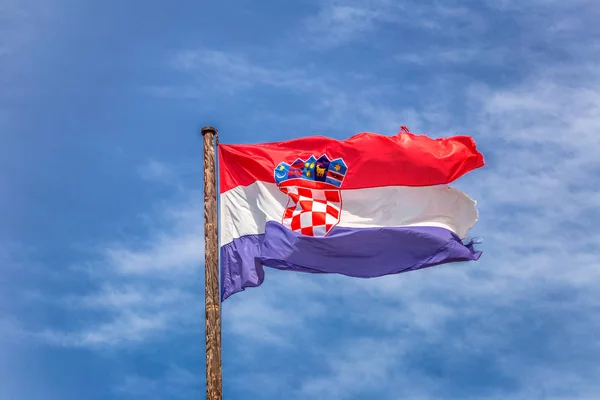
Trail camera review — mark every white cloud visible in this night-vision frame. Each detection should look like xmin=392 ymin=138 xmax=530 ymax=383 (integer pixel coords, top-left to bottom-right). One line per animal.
xmin=155 ymin=46 xmax=451 ymax=138
xmin=115 ymin=366 xmax=200 ymax=399
xmin=0 ymin=0 xmax=56 ymax=59
xmin=396 ymin=46 xmax=510 ymax=66
xmin=137 ymin=160 xmax=176 ymax=184
xmin=300 ymin=0 xmax=487 ymax=49
xmin=302 ymin=3 xmax=388 ymax=48
xmin=169 ymin=49 xmax=322 ymax=93
xmin=105 ymin=230 xmax=203 ymax=275
xmin=299 ymin=338 xmax=407 ymax=399
xmin=209 ymin=4 xmax=600 ymax=398
xmin=223 ymin=272 xmax=327 ymax=347
xmin=30 ymin=172 xmax=205 ymax=348
xmin=7 ymin=1 xmax=600 ymax=398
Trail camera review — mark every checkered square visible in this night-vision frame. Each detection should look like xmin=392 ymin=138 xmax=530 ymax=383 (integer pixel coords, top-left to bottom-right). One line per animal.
xmin=281 ymin=186 xmax=342 ymax=237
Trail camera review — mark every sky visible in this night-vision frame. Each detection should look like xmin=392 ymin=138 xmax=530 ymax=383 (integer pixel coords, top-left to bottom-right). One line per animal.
xmin=2 ymin=0 xmax=600 ymax=399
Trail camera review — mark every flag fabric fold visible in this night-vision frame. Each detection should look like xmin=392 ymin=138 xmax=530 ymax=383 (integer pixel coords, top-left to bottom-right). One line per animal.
xmin=218 ymin=129 xmax=484 ymax=300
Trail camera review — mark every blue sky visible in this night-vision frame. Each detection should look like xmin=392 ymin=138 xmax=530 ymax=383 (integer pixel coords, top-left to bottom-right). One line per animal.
xmin=2 ymin=0 xmax=600 ymax=399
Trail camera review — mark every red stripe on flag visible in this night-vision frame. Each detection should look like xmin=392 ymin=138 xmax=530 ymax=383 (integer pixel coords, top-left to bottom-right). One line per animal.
xmin=218 ymin=129 xmax=484 ymax=193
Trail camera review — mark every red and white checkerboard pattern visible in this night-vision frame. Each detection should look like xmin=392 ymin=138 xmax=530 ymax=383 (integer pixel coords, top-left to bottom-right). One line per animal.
xmin=280 ymin=186 xmax=342 ymax=236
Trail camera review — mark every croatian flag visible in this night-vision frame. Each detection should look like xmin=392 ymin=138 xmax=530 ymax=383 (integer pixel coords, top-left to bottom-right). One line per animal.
xmin=218 ymin=128 xmax=484 ymax=300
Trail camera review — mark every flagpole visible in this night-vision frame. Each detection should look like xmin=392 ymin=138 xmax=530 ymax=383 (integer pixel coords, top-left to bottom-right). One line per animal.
xmin=201 ymin=125 xmax=222 ymax=400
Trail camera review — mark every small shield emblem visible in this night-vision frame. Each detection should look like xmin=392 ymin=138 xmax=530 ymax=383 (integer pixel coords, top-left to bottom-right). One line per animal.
xmin=274 ymin=155 xmax=347 ymax=237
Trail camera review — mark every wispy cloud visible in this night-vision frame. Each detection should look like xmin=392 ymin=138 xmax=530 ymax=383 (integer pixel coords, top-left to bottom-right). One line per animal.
xmin=302 ymin=3 xmax=389 ymax=48
xmin=213 ymin=3 xmax=600 ymax=398
xmin=169 ymin=49 xmax=325 ymax=94
xmin=15 ymin=67 xmax=600 ymax=397
xmin=299 ymin=337 xmax=407 ymax=399
xmin=396 ymin=46 xmax=510 ymax=66
xmin=300 ymin=0 xmax=487 ymax=49
xmin=151 ymin=46 xmax=451 ymax=137
xmin=7 ymin=0 xmax=600 ymax=398
xmin=39 ymin=284 xmax=201 ymax=347
xmin=115 ymin=366 xmax=201 ymax=399
xmin=25 ymin=163 xmax=205 ymax=349
xmin=0 ymin=0 xmax=56 ymax=58
xmin=137 ymin=160 xmax=178 ymax=185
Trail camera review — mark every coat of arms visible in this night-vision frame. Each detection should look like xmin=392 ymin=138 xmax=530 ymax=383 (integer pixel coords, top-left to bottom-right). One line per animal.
xmin=274 ymin=155 xmax=347 ymax=237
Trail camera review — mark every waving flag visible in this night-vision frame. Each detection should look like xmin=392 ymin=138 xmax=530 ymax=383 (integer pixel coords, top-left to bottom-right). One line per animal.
xmin=218 ymin=128 xmax=484 ymax=300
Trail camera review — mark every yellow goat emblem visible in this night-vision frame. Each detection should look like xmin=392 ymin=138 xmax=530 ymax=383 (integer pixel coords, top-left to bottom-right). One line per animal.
xmin=316 ymin=165 xmax=326 ymax=177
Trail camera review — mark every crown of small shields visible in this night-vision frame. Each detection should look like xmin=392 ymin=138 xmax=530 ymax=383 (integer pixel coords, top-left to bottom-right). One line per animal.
xmin=274 ymin=155 xmax=348 ymax=187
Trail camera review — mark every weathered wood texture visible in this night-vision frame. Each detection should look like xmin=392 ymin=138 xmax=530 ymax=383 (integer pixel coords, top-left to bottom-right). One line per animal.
xmin=202 ymin=126 xmax=222 ymax=400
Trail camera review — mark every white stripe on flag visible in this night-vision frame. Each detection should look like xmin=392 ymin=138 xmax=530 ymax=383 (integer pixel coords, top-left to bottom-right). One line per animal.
xmin=220 ymin=181 xmax=478 ymax=246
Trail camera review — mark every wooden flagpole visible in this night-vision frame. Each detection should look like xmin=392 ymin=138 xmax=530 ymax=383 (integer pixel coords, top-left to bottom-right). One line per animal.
xmin=201 ymin=125 xmax=222 ymax=400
